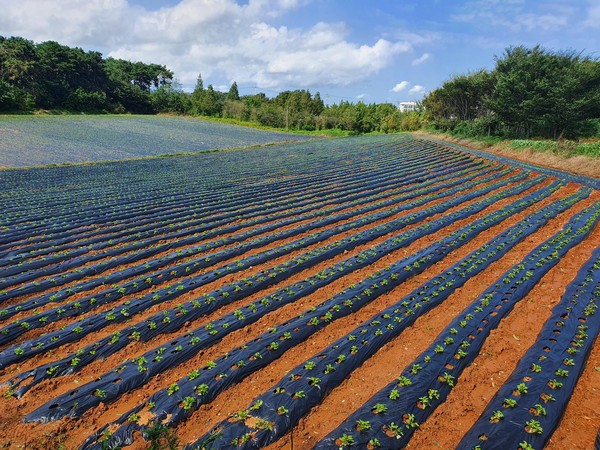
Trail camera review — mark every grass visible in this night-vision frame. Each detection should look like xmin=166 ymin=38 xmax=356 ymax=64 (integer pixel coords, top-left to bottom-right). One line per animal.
xmin=434 ymin=129 xmax=600 ymax=159
xmin=13 ymin=109 xmax=355 ymax=137
xmin=416 ymin=130 xmax=600 ymax=179
xmin=575 ymin=141 xmax=600 ymax=157
xmin=195 ymin=114 xmax=354 ymax=137
xmin=510 ymin=139 xmax=600 ymax=158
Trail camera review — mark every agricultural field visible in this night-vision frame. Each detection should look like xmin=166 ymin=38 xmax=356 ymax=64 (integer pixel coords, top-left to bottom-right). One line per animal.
xmin=0 ymin=134 xmax=598 ymax=449
xmin=0 ymin=115 xmax=310 ymax=168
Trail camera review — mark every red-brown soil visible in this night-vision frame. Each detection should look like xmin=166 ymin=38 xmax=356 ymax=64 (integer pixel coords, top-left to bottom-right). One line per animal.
xmin=0 ymin=137 xmax=598 ymax=450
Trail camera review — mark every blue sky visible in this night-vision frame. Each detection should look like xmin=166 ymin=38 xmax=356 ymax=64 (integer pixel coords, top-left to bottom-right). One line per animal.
xmin=1 ymin=0 xmax=599 ymax=104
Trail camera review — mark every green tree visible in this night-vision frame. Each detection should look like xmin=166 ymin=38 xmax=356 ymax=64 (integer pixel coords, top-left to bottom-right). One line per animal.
xmin=540 ymin=52 xmax=600 ymax=138
xmin=0 ymin=79 xmax=29 ymax=110
xmin=488 ymin=45 xmax=600 ymax=138
xmin=34 ymin=40 xmax=77 ymax=108
xmin=65 ymin=88 xmax=109 ymax=112
xmin=487 ymin=46 xmax=548 ymax=138
xmin=311 ymin=92 xmax=325 ymax=116
xmin=227 ymin=81 xmax=240 ymax=101
xmin=0 ymin=36 xmax=38 ymax=92
xmin=422 ymin=69 xmax=494 ymax=131
xmin=191 ymin=75 xmax=225 ymax=116
xmin=104 ymin=57 xmax=172 ymax=113
xmin=151 ymin=81 xmax=191 ymax=114
xmin=335 ymin=101 xmax=359 ymax=131
xmin=0 ymin=36 xmax=37 ymax=110
xmin=0 ymin=34 xmax=182 ymax=113
xmin=255 ymin=103 xmax=284 ymax=127
xmin=222 ymin=99 xmax=245 ymax=120
xmin=190 ymin=77 xmax=224 ymax=117
xmin=190 ymin=74 xmax=205 ymax=115
xmin=400 ymin=111 xmax=422 ymax=131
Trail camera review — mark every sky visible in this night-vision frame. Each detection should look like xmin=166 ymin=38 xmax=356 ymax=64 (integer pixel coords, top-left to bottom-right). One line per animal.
xmin=1 ymin=0 xmax=599 ymax=104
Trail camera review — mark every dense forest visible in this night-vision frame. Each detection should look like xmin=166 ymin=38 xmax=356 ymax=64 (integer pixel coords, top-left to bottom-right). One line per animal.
xmin=0 ymin=35 xmax=412 ymax=134
xmin=0 ymin=36 xmax=174 ymax=114
xmin=423 ymin=46 xmax=600 ymax=140
xmin=1 ymin=36 xmax=599 ymax=138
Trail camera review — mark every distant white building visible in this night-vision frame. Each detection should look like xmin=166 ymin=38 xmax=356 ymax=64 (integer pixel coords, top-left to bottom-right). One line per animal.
xmin=398 ymin=101 xmax=418 ymax=113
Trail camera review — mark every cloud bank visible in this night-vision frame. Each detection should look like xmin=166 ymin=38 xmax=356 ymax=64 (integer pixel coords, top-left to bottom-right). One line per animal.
xmin=452 ymin=0 xmax=575 ymax=33
xmin=0 ymin=0 xmax=414 ymax=91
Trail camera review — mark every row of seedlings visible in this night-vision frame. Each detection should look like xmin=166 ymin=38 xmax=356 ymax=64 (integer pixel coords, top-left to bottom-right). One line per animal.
xmin=74 ymin=179 xmax=565 ymax=448
xmin=0 ymin=136 xmax=433 ymax=248
xmin=0 ymin=153 xmax=487 ymax=307
xmin=184 ymin=188 xmax=590 ymax=449
xmin=315 ymin=201 xmax=600 ymax=449
xmin=0 ymin=168 xmax=528 ymax=369
xmin=5 ymin=168 xmax=529 ymax=397
xmin=457 ymin=246 xmax=600 ymax=449
xmin=0 ymin=136 xmax=377 ymax=234
xmin=0 ymin=145 xmax=425 ymax=279
xmin=1 ymin=135 xmax=454 ymax=241
xmin=0 ymin=143 xmax=471 ymax=297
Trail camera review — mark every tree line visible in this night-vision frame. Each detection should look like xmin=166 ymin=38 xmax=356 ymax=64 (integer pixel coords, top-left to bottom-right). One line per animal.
xmin=422 ymin=45 xmax=600 ymax=140
xmin=0 ymin=35 xmax=418 ymax=134
xmin=0 ymin=36 xmax=174 ymax=114
xmin=191 ymin=77 xmax=420 ymax=133
xmin=2 ymin=36 xmax=598 ymax=139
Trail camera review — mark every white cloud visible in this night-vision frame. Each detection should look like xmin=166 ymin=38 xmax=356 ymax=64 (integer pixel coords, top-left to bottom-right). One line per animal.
xmin=0 ymin=0 xmax=413 ymax=91
xmin=516 ymin=13 xmax=567 ymax=32
xmin=583 ymin=0 xmax=600 ymax=28
xmin=391 ymin=30 xmax=441 ymax=46
xmin=408 ymin=85 xmax=425 ymax=95
xmin=0 ymin=0 xmax=134 ymax=48
xmin=391 ymin=81 xmax=410 ymax=92
xmin=452 ymin=0 xmax=573 ymax=33
xmin=411 ymin=53 xmax=430 ymax=65
xmin=390 ymin=80 xmax=425 ymax=96
xmin=259 ymin=34 xmax=410 ymax=87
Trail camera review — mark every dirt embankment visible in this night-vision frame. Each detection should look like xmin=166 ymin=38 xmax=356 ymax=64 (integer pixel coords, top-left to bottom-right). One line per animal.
xmin=416 ymin=131 xmax=600 ymax=179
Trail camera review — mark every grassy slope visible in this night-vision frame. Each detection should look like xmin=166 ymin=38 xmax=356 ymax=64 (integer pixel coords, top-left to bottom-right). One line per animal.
xmin=0 ymin=115 xmax=314 ymax=168
xmin=3 ymin=112 xmax=597 ymax=178
xmin=194 ymin=115 xmax=353 ymax=137
xmin=416 ymin=131 xmax=600 ymax=179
